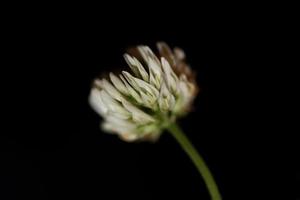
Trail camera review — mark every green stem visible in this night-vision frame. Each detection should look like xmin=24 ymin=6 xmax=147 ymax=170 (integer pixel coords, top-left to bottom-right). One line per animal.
xmin=167 ymin=123 xmax=222 ymax=200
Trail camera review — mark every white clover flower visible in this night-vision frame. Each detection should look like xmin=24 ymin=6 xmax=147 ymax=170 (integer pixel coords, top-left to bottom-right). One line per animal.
xmin=89 ymin=42 xmax=198 ymax=142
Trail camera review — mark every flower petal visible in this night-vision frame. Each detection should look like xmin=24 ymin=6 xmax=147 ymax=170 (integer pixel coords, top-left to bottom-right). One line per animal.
xmin=121 ymin=100 xmax=155 ymax=124
xmin=138 ymin=46 xmax=162 ymax=89
xmin=122 ymin=71 xmax=159 ymax=108
xmin=161 ymin=57 xmax=178 ymax=94
xmin=157 ymin=42 xmax=176 ymax=66
xmin=122 ymin=71 xmax=159 ymax=98
xmin=124 ymin=54 xmax=149 ymax=82
xmin=158 ymin=82 xmax=175 ymax=112
xmin=100 ymin=90 xmax=130 ymax=118
xmin=89 ymin=88 xmax=108 ymax=116
xmin=174 ymin=47 xmax=186 ymax=60
xmin=101 ymin=79 xmax=124 ymax=101
xmin=119 ymin=74 xmax=143 ymax=104
xmin=102 ymin=120 xmax=137 ymax=140
xmin=109 ymin=72 xmax=129 ymax=95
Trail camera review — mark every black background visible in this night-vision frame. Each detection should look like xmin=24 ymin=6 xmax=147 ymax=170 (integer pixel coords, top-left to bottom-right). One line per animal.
xmin=2 ymin=5 xmax=284 ymax=200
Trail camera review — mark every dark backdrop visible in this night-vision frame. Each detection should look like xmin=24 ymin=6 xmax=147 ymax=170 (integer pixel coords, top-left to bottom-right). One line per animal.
xmin=2 ymin=6 xmax=280 ymax=200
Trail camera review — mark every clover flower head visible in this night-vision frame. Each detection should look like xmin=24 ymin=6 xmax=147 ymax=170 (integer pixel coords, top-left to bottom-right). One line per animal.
xmin=89 ymin=42 xmax=198 ymax=142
